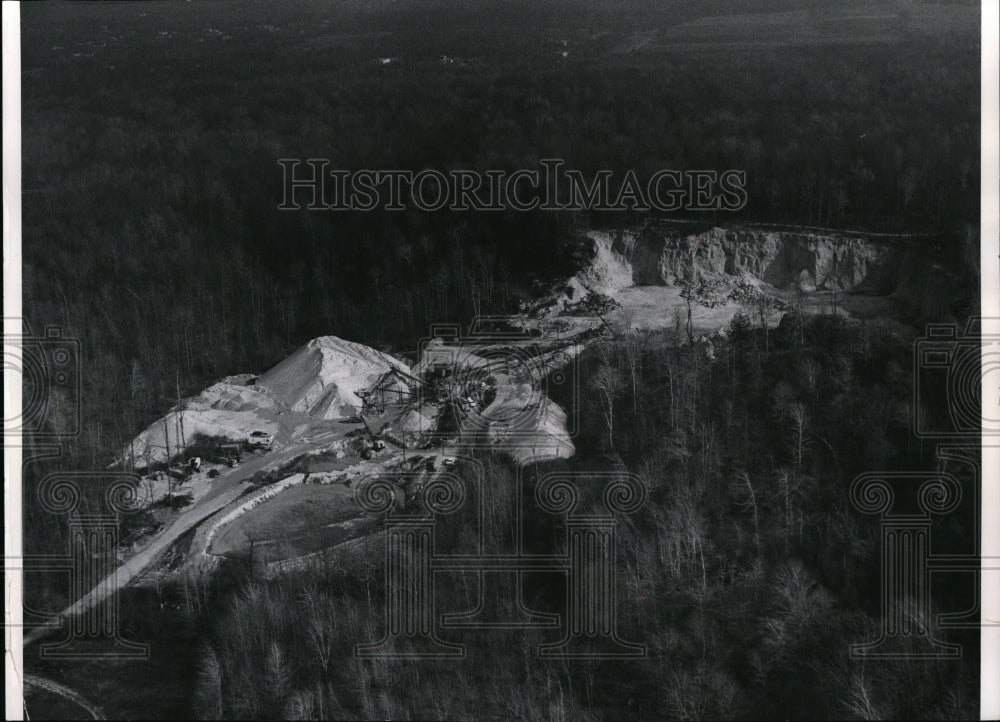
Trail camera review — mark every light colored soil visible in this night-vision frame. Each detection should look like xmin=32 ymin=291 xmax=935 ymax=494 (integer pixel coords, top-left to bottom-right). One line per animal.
xmin=607 ymin=284 xmax=916 ymax=338
xmin=209 ymin=482 xmax=367 ymax=562
xmin=24 ymin=418 xmax=357 ymax=648
xmin=257 ymin=335 xmax=410 ymax=420
xmin=24 ymin=675 xmax=103 ymax=720
xmin=607 ymin=286 xmax=780 ymax=334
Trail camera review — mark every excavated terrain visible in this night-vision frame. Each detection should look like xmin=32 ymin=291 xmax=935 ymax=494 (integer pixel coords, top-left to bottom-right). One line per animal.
xmin=107 ymin=223 xmax=955 ymax=585
xmin=539 ymin=224 xmax=951 ymax=335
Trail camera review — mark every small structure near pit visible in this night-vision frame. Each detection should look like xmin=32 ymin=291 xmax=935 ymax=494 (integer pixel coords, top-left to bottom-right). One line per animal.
xmin=359 ymin=366 xmax=423 ymax=415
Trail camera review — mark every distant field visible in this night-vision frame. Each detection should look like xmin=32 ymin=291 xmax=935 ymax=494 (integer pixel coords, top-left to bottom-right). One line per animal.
xmin=22 ymin=1 xmax=978 ymax=77
xmin=208 ymin=482 xmax=374 ymax=562
xmin=651 ymin=3 xmax=978 ymax=50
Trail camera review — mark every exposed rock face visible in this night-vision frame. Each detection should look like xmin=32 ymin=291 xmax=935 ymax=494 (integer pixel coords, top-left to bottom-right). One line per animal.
xmin=574 ymin=230 xmax=636 ymax=294
xmin=581 ymin=227 xmax=901 ymax=294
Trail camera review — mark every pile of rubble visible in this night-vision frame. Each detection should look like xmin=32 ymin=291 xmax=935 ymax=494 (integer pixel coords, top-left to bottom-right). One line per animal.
xmin=683 ymin=274 xmax=788 ymax=312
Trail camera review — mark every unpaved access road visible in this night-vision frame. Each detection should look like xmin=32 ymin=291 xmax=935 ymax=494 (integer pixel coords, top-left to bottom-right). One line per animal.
xmin=23 ymin=421 xmax=351 ymax=648
xmin=24 ymin=674 xmax=104 ymax=719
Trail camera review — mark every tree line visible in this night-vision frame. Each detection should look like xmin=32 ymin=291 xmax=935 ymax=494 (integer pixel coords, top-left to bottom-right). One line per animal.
xmin=185 ymin=314 xmax=977 ymax=719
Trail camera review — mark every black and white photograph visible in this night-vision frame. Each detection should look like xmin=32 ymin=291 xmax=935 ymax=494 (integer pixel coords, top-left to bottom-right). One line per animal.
xmin=3 ymin=0 xmax=996 ymax=719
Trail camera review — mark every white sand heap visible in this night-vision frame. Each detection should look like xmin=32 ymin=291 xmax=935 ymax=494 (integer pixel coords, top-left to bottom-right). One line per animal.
xmin=122 ymin=381 xmax=281 ymax=466
xmin=256 ymin=336 xmax=411 ymax=419
xmin=486 ymin=396 xmax=575 ymax=465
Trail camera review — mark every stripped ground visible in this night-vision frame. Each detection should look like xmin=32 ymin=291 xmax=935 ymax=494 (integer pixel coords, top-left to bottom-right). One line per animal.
xmin=208 ymin=482 xmax=373 ymax=563
xmin=26 ymin=224 xmax=925 ymax=647
xmin=24 ymin=675 xmax=104 ymax=720
xmin=607 ymin=285 xmax=761 ymax=334
xmin=604 ymin=283 xmax=913 ymax=337
xmin=23 ymin=418 xmax=354 ymax=647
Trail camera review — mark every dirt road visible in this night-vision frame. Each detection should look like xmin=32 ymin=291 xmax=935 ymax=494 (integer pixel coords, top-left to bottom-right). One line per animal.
xmin=23 ymin=422 xmax=349 ymax=648
xmin=24 ymin=674 xmax=104 ymax=720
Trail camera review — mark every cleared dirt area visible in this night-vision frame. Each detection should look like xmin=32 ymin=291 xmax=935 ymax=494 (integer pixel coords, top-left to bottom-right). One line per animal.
xmin=607 ymin=284 xmax=916 ymax=338
xmin=24 ymin=418 xmax=359 ymax=648
xmin=607 ymin=286 xmax=763 ymax=334
xmin=40 ymin=223 xmax=927 ymax=641
xmin=208 ymin=482 xmax=373 ymax=563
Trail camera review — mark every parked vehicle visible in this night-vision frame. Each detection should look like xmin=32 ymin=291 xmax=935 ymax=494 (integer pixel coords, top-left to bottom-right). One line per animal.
xmin=219 ymin=442 xmax=243 ymax=466
xmin=247 ymin=430 xmax=273 ymax=450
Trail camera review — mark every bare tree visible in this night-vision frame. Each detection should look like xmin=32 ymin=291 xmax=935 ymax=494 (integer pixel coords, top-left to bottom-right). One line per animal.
xmin=730 ymin=470 xmax=760 ymax=556
xmin=621 ymin=327 xmax=644 ymax=419
xmin=664 ymin=428 xmax=691 ymax=482
xmin=194 ymin=646 xmax=224 ymax=719
xmin=846 ymin=668 xmax=883 ymax=720
xmin=799 ymin=357 xmax=821 ymax=402
xmin=775 ymin=467 xmax=812 ymax=546
xmin=755 ymin=292 xmax=772 ymax=353
xmin=685 ymin=288 xmax=695 ymax=345
xmin=697 ymin=422 xmax=720 ymax=488
xmin=590 ymin=362 xmax=620 ymax=448
xmin=788 ymin=402 xmax=812 ymax=470
xmin=266 ymin=640 xmax=292 ymax=715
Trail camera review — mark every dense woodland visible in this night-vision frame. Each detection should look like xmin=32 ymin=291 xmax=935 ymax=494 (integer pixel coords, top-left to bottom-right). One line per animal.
xmin=19 ymin=0 xmax=980 ymax=719
xmin=185 ymin=316 xmax=978 ymax=720
xmin=20 ymin=0 xmax=978 ymax=469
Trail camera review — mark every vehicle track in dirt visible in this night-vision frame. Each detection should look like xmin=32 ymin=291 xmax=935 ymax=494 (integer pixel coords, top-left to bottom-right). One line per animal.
xmin=23 ymin=424 xmax=346 ymax=648
xmin=24 ymin=674 xmax=104 ymax=720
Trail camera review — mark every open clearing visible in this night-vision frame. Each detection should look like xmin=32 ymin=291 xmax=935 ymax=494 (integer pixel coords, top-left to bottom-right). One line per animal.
xmin=648 ymin=3 xmax=976 ymax=50
xmin=36 ymin=221 xmax=931 ymax=642
xmin=607 ymin=284 xmax=915 ymax=339
xmin=208 ymin=482 xmax=372 ymax=563
xmin=608 ymin=286 xmax=763 ymax=334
